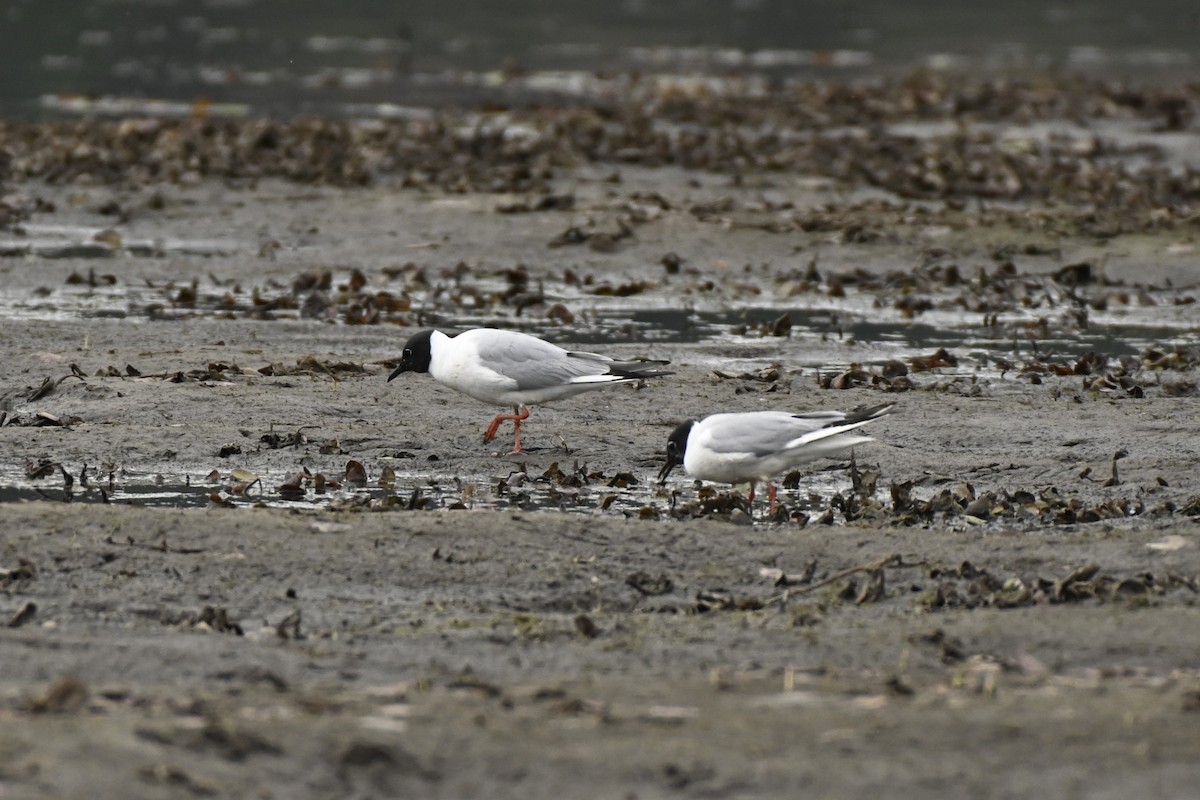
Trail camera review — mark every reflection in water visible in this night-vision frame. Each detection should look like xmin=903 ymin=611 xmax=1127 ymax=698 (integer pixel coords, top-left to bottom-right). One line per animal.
xmin=0 ymin=461 xmax=855 ymax=519
xmin=610 ymin=306 xmax=1161 ymax=358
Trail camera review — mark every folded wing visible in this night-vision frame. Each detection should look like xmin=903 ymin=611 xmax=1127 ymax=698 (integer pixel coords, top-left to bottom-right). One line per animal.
xmin=466 ymin=331 xmax=669 ymax=392
xmin=700 ymin=404 xmax=894 ymax=458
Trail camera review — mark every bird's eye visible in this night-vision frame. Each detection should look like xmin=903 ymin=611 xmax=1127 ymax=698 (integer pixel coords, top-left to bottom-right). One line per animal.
xmin=403 ymin=348 xmax=411 ymax=357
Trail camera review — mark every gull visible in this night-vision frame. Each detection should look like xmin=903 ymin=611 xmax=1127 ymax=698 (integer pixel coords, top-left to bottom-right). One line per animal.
xmin=657 ymin=402 xmax=895 ymax=515
xmin=387 ymin=328 xmax=672 ymax=453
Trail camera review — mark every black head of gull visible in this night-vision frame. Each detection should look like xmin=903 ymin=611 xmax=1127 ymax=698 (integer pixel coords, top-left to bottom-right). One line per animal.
xmin=657 ymin=419 xmax=695 ymax=483
xmin=387 ymin=329 xmax=435 ymax=380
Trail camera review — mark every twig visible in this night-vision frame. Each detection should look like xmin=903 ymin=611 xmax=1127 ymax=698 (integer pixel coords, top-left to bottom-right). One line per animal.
xmin=765 ymin=553 xmax=901 ymax=606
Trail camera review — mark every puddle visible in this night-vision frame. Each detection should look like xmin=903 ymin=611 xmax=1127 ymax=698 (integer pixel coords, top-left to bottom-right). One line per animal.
xmin=0 ymin=482 xmax=218 ymax=509
xmin=3 ymin=264 xmax=1198 ymax=370
xmin=2 ymin=458 xmax=1147 ymax=530
xmin=593 ymin=306 xmax=1198 ymax=360
xmin=0 ymin=458 xmax=863 ymax=520
xmin=0 ymin=224 xmax=240 ymax=259
xmin=392 ymin=298 xmax=1200 ymax=380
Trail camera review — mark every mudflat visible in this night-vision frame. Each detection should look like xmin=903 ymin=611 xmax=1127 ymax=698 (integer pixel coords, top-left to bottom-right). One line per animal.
xmin=2 ymin=77 xmax=1200 ymax=798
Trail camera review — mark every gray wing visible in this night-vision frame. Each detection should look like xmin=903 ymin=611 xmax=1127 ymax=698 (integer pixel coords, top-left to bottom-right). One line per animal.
xmin=700 ymin=412 xmax=840 ymax=457
xmin=469 ymin=331 xmax=613 ymax=391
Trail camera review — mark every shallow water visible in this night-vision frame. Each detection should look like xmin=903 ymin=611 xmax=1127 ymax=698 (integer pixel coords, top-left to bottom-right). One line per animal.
xmin=3 ymin=265 xmax=1196 ymax=363
xmin=3 ymin=0 xmax=1198 ymax=119
xmin=0 ymin=456 xmax=871 ymax=519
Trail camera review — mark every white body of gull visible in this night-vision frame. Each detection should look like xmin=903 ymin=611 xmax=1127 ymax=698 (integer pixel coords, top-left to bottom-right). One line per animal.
xmin=658 ymin=403 xmax=895 ymax=514
xmin=388 ymin=328 xmax=671 ymax=452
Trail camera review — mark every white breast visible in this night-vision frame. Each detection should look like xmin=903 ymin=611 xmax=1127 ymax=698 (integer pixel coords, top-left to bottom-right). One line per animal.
xmin=428 ymin=333 xmax=518 ymax=406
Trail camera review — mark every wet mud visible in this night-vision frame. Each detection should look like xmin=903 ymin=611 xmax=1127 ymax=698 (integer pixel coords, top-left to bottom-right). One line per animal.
xmin=3 ymin=74 xmax=1200 ymax=797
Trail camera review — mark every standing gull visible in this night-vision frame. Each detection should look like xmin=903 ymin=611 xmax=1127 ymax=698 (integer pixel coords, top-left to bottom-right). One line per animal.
xmin=388 ymin=328 xmax=672 ymax=453
xmin=658 ymin=403 xmax=895 ymax=514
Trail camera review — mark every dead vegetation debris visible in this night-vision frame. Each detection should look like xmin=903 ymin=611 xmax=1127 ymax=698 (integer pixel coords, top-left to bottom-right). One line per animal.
xmin=0 ymin=559 xmax=37 ymax=586
xmin=736 ymin=553 xmax=1200 ymax=616
xmin=663 ymin=449 xmax=1168 ymax=530
xmin=920 ymin=560 xmax=1197 ymax=611
xmin=2 ymin=75 xmax=1198 ymax=233
xmin=163 ymin=605 xmax=245 ymax=636
xmin=15 ymin=461 xmax=114 ymax=503
xmin=24 ymin=675 xmax=90 ymax=714
xmin=7 ymin=601 xmax=37 ymax=628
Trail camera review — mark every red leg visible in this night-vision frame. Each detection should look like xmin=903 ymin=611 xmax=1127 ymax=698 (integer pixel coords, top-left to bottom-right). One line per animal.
xmin=483 ymin=405 xmax=531 ymax=453
xmin=483 ymin=413 xmax=505 ymax=442
xmin=746 ymin=481 xmax=756 ymax=507
xmin=510 ymin=405 xmax=530 ymax=453
xmin=768 ymin=483 xmax=778 ymax=516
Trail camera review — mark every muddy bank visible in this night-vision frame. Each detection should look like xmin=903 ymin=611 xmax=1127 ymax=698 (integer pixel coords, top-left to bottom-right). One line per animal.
xmin=3 ymin=304 xmax=1200 ymax=526
xmin=2 ymin=503 xmax=1199 ymax=798
xmin=3 ymin=69 xmax=1200 ymax=797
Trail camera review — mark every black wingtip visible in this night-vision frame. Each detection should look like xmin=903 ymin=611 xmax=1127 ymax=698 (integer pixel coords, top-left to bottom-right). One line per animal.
xmin=607 ymin=359 xmax=674 ymax=380
xmin=845 ymin=402 xmax=897 ymax=424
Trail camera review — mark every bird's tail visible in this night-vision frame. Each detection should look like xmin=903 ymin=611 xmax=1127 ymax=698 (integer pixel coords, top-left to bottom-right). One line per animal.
xmin=788 ymin=402 xmax=895 ymax=451
xmin=837 ymin=402 xmax=897 ymax=427
xmin=789 ymin=433 xmax=875 ymax=461
xmin=606 ymin=359 xmax=674 ymax=379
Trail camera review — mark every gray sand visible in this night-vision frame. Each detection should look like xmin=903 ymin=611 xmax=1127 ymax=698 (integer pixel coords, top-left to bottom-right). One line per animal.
xmin=2 ymin=166 xmax=1200 ymax=798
